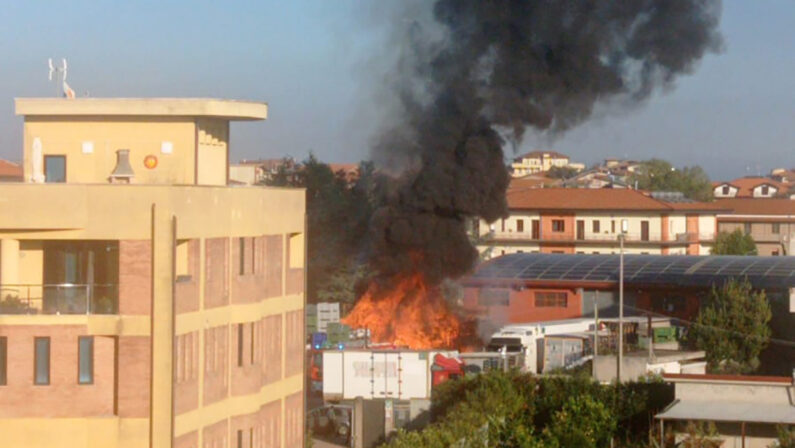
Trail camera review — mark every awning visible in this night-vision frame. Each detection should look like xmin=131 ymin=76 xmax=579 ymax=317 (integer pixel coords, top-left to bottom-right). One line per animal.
xmin=657 ymin=400 xmax=795 ymax=425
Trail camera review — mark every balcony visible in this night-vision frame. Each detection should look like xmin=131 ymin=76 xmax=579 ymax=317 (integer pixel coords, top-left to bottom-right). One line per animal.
xmin=486 ymin=231 xmax=714 ymax=244
xmin=0 ymin=283 xmax=118 ymax=315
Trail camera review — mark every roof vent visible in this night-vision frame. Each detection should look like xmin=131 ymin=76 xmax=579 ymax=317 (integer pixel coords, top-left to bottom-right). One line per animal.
xmin=109 ymin=149 xmax=134 ymax=183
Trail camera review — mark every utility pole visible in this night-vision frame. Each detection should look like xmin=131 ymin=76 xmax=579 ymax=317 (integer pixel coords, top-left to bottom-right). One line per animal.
xmin=617 ymin=219 xmax=627 ymax=384
xmin=593 ymin=291 xmax=599 ymax=379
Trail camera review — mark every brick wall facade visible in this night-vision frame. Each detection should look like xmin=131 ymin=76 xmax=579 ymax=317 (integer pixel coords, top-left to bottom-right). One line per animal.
xmin=119 ymin=240 xmax=151 ymax=315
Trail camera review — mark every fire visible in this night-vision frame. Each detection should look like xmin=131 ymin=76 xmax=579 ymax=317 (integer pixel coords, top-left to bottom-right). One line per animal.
xmin=342 ymin=272 xmax=461 ymax=349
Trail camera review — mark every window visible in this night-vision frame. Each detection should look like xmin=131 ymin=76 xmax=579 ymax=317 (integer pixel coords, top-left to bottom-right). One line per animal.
xmin=592 ymin=220 xmax=600 ymax=233
xmin=534 ymin=292 xmax=568 ymax=308
xmin=552 ymin=219 xmax=565 ymax=232
xmin=772 ymin=250 xmax=780 ymax=256
xmin=744 ymin=223 xmax=752 ymax=234
xmin=237 ymin=429 xmax=243 ymax=448
xmin=516 ymin=219 xmax=524 ymax=233
xmin=237 ymin=324 xmax=244 ymax=367
xmin=239 ymin=238 xmax=246 ymax=275
xmin=722 ymin=185 xmax=730 ymax=195
xmin=44 ymin=155 xmax=66 ymax=183
xmin=611 ymin=220 xmax=616 ymax=233
xmin=34 ymin=337 xmax=50 ymax=385
xmin=250 ymin=323 xmax=255 ymax=364
xmin=478 ymin=289 xmax=510 ymax=307
xmin=78 ymin=336 xmax=94 ymax=384
xmin=761 ymin=185 xmax=770 ymax=196
xmin=772 ymin=223 xmax=780 ymax=234
xmin=0 ymin=337 xmax=6 ymax=385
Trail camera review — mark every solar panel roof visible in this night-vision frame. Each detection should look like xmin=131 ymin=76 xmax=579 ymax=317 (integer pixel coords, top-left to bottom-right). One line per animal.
xmin=469 ymin=254 xmax=795 ymax=289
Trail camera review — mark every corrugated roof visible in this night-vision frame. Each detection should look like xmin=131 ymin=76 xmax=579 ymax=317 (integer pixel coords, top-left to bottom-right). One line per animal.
xmin=657 ymin=400 xmax=795 ymax=424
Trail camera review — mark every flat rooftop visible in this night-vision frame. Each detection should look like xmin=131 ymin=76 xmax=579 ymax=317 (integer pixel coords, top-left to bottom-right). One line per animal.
xmin=15 ymin=98 xmax=268 ymax=121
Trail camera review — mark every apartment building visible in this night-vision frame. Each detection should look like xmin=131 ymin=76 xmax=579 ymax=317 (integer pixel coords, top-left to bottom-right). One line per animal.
xmin=715 ymin=198 xmax=795 ymax=255
xmin=0 ymin=98 xmax=306 ymax=448
xmin=511 ymin=150 xmax=581 ymax=177
xmin=477 ymin=187 xmax=725 ymax=257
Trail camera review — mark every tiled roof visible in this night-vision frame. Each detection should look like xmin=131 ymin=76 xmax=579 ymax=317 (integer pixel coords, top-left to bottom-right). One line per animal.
xmin=0 ymin=159 xmax=22 ymax=179
xmin=713 ymin=177 xmax=788 ymax=197
xmin=506 ymin=187 xmax=720 ymax=212
xmin=716 ymin=198 xmax=795 ymax=216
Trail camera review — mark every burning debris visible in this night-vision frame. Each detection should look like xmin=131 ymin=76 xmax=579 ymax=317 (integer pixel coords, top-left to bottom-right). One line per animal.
xmin=348 ymin=0 xmax=722 ymax=349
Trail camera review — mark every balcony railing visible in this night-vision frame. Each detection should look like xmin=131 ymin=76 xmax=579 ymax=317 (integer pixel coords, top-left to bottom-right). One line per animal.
xmin=486 ymin=231 xmax=715 ymax=244
xmin=0 ymin=284 xmax=118 ymax=315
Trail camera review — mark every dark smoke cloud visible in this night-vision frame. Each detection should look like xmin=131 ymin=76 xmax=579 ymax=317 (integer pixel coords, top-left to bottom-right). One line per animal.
xmin=370 ymin=0 xmax=722 ymax=284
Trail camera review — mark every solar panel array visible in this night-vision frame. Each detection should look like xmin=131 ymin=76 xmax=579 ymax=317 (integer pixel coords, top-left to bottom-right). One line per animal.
xmin=471 ymin=254 xmax=795 ymax=289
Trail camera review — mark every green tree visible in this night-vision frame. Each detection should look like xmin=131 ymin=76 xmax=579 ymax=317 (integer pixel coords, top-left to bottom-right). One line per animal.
xmin=541 ymin=395 xmax=616 ymax=448
xmin=711 ymin=229 xmax=758 ymax=255
xmin=772 ymin=425 xmax=795 ymax=448
xmin=629 ymin=159 xmax=713 ymax=201
xmin=689 ymin=278 xmax=772 ymax=374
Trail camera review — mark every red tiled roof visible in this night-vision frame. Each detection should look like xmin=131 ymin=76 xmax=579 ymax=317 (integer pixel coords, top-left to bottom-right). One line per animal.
xmin=507 ymin=187 xmax=719 ymax=212
xmin=0 ymin=159 xmax=22 ymax=179
xmin=715 ymin=198 xmax=795 ymax=215
xmin=713 ymin=177 xmax=788 ymax=197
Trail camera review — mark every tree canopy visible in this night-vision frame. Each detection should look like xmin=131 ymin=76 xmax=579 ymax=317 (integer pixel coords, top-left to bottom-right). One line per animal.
xmin=381 ymin=370 xmax=673 ymax=448
xmin=689 ymin=278 xmax=772 ymax=374
xmin=629 ymin=159 xmax=713 ymax=201
xmin=264 ymin=155 xmax=383 ymax=303
xmin=711 ymin=229 xmax=758 ymax=255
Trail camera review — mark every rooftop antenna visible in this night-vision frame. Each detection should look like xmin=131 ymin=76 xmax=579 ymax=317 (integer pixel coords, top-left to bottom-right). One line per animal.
xmin=48 ymin=58 xmax=76 ymax=99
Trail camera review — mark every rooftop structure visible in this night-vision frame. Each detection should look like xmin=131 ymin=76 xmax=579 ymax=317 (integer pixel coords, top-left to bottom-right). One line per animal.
xmin=510 ymin=150 xmax=578 ymax=177
xmin=712 ymin=177 xmax=789 ymax=199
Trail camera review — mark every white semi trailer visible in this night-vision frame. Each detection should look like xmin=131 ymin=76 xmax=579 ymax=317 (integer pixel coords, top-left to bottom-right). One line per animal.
xmin=486 ymin=318 xmax=594 ymax=373
xmin=322 ymin=349 xmax=461 ymax=402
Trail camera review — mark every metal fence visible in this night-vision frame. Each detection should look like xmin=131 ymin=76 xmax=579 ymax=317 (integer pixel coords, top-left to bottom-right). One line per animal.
xmin=0 ymin=284 xmax=118 ymax=315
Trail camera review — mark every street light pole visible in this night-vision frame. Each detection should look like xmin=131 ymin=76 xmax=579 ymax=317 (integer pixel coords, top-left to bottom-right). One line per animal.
xmin=617 ymin=220 xmax=627 ymax=384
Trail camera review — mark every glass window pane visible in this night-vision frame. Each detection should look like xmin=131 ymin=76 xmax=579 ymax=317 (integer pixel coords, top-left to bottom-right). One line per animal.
xmin=79 ymin=336 xmax=93 ymax=384
xmin=0 ymin=337 xmax=6 ymax=385
xmin=44 ymin=156 xmax=66 ymax=183
xmin=35 ymin=337 xmax=50 ymax=385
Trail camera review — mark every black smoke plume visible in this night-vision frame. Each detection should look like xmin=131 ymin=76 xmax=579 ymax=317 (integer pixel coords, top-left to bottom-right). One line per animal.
xmin=369 ymin=0 xmax=722 ymax=284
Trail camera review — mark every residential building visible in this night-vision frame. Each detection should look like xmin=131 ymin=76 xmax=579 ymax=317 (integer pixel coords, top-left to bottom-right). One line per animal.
xmin=477 ymin=187 xmax=725 ymax=257
xmin=657 ymin=373 xmax=795 ymax=448
xmin=715 ymin=198 xmax=795 ymax=255
xmin=712 ymin=177 xmax=788 ymax=198
xmin=0 ymin=159 xmax=23 ymax=182
xmin=511 ymin=150 xmax=574 ymax=177
xmin=0 ymin=98 xmax=306 ymax=448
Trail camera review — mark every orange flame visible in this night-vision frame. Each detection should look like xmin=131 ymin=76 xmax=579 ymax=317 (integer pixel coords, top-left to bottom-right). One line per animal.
xmin=342 ymin=272 xmax=461 ymax=349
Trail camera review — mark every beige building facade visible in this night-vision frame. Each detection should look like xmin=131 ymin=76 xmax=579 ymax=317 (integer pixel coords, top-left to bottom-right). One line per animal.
xmin=716 ymin=198 xmax=795 ymax=256
xmin=0 ymin=98 xmax=306 ymax=448
xmin=478 ymin=188 xmax=723 ymax=257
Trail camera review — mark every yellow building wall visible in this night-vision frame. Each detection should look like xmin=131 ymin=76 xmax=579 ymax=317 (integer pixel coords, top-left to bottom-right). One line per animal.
xmin=23 ymin=117 xmax=197 ymax=185
xmin=196 ymin=118 xmax=229 ymax=186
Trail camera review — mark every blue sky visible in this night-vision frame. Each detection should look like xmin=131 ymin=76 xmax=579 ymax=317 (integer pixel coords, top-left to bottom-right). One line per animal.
xmin=0 ymin=0 xmax=793 ymax=179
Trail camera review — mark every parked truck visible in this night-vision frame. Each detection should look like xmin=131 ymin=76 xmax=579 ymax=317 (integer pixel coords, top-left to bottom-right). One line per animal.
xmin=322 ymin=349 xmax=463 ymax=402
xmin=485 ymin=318 xmax=594 ymax=373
